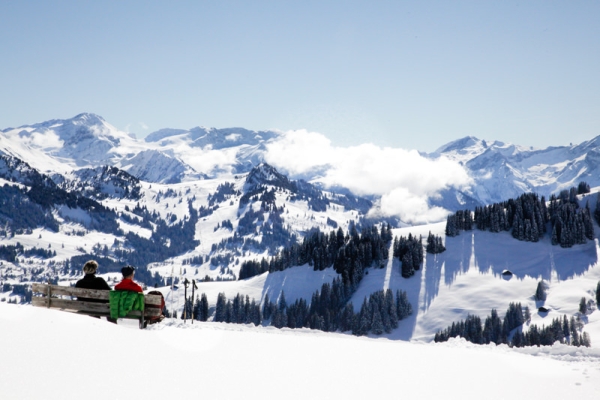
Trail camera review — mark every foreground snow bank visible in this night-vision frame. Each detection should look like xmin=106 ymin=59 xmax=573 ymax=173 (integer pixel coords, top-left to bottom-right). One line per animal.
xmin=2 ymin=303 xmax=600 ymax=399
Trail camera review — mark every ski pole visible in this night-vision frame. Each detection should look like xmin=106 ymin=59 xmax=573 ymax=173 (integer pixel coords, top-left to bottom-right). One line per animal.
xmin=170 ymin=266 xmax=174 ymax=319
xmin=191 ymin=279 xmax=198 ymax=323
xmin=183 ymin=278 xmax=189 ymax=323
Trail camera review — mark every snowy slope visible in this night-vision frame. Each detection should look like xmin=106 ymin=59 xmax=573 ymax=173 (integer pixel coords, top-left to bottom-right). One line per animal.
xmin=2 ymin=303 xmax=600 ymax=400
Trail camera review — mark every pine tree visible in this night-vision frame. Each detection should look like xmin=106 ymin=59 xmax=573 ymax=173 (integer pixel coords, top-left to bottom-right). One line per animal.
xmin=200 ymin=293 xmax=209 ymax=321
xmin=193 ymin=296 xmax=201 ymax=320
xmin=582 ymin=332 xmax=592 ymax=347
xmin=396 ymin=290 xmax=412 ymax=319
xmin=523 ymin=306 xmax=531 ymax=323
xmin=371 ymin=310 xmax=384 ymax=335
xmin=339 ymin=303 xmax=355 ymax=332
xmin=278 ymin=290 xmax=287 ymax=311
xmin=570 ymin=315 xmax=579 ymax=342
xmin=262 ymin=293 xmax=271 ymax=320
xmin=534 ymin=281 xmax=547 ymax=302
xmin=512 ymin=331 xmax=524 ymax=347
xmin=215 ymin=292 xmax=226 ymax=322
xmin=385 ymin=289 xmax=398 ymax=330
xmin=426 ymin=231 xmax=446 ymax=254
xmin=445 ymin=215 xmax=458 ymax=237
xmin=353 ymin=298 xmax=370 ymax=336
xmin=595 ymin=195 xmax=600 ymax=225
xmin=224 ymin=301 xmax=232 ymax=323
xmin=584 ymin=202 xmax=594 ymax=240
xmin=579 ymin=297 xmax=588 ymax=315
xmin=578 ymin=181 xmax=591 ymax=194
xmin=551 ymin=223 xmax=559 ymax=246
xmin=401 ymin=252 xmax=414 ymax=278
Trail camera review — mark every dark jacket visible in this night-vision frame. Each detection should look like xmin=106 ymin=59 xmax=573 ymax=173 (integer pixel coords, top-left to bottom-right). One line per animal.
xmin=75 ymin=274 xmax=111 ymax=303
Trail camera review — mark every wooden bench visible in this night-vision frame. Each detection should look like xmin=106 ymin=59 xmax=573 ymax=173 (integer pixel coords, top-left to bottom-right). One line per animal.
xmin=32 ymin=283 xmax=163 ymax=329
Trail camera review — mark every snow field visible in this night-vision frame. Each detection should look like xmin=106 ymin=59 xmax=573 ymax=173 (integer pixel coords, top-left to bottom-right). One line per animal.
xmin=2 ymin=302 xmax=600 ymax=400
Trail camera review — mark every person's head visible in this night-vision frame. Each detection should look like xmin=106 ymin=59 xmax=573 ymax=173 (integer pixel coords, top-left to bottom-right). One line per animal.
xmin=83 ymin=260 xmax=98 ymax=275
xmin=121 ymin=265 xmax=136 ymax=279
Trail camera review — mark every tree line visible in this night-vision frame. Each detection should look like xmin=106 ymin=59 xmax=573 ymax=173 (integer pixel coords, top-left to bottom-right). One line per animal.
xmin=240 ymin=223 xmax=393 ymax=286
xmin=434 ymin=302 xmax=591 ymax=348
xmin=445 ymin=184 xmax=595 ymax=248
xmin=185 ymin=283 xmax=412 ymax=337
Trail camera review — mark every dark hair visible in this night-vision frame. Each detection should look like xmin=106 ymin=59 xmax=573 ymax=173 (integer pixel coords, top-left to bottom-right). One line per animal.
xmin=121 ymin=265 xmax=136 ymax=277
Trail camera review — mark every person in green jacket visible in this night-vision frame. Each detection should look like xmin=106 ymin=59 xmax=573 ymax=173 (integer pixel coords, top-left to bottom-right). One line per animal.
xmin=109 ymin=266 xmax=145 ymax=320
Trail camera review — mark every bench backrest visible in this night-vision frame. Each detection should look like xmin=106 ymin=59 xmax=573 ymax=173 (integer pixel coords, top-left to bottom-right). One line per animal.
xmin=31 ymin=283 xmax=163 ymax=318
xmin=32 ymin=283 xmax=163 ymax=304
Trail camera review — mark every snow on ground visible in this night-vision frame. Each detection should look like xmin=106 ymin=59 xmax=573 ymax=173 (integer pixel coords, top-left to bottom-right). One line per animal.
xmin=2 ymin=302 xmax=600 ymax=400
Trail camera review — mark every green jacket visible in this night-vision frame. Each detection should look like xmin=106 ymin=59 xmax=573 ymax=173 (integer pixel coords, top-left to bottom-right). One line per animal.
xmin=109 ymin=290 xmax=145 ymax=319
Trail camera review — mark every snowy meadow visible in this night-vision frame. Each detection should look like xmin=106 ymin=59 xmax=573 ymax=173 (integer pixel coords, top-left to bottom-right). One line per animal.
xmin=2 ymin=302 xmax=600 ymax=400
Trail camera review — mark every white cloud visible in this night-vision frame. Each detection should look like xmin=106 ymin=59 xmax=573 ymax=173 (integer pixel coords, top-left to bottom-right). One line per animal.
xmin=263 ymin=129 xmax=333 ymax=174
xmin=179 ymin=147 xmax=240 ymax=176
xmin=30 ymin=130 xmax=63 ymax=150
xmin=375 ymin=188 xmax=451 ymax=225
xmin=265 ymin=130 xmax=472 ymax=224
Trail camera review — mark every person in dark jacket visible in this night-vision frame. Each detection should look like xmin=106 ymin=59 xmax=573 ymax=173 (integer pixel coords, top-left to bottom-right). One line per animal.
xmin=75 ymin=260 xmax=116 ymax=323
xmin=75 ymin=260 xmax=111 ymax=300
xmin=115 ymin=265 xmax=143 ymax=293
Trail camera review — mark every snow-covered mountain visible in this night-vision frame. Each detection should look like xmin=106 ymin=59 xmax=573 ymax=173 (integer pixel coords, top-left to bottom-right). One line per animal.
xmin=0 ymin=113 xmax=200 ymax=183
xmin=7 ymin=113 xmax=600 ymax=213
xmin=0 ymin=139 xmax=374 ymax=284
xmin=144 ymin=125 xmax=283 ymax=175
xmin=431 ymin=135 xmax=600 ymax=205
xmin=146 ymin=125 xmax=280 ymax=150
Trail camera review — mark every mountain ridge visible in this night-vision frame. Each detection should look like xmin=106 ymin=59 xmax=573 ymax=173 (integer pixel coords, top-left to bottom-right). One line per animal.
xmin=7 ymin=113 xmax=600 ymax=207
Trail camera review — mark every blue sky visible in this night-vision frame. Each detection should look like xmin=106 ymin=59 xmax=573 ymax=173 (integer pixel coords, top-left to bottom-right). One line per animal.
xmin=1 ymin=1 xmax=599 ymax=152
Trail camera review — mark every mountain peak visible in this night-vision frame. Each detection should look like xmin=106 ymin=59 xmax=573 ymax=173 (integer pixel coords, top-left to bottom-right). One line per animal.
xmin=245 ymin=163 xmax=293 ymax=191
xmin=434 ymin=136 xmax=482 ymax=154
xmin=71 ymin=112 xmax=106 ymax=124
